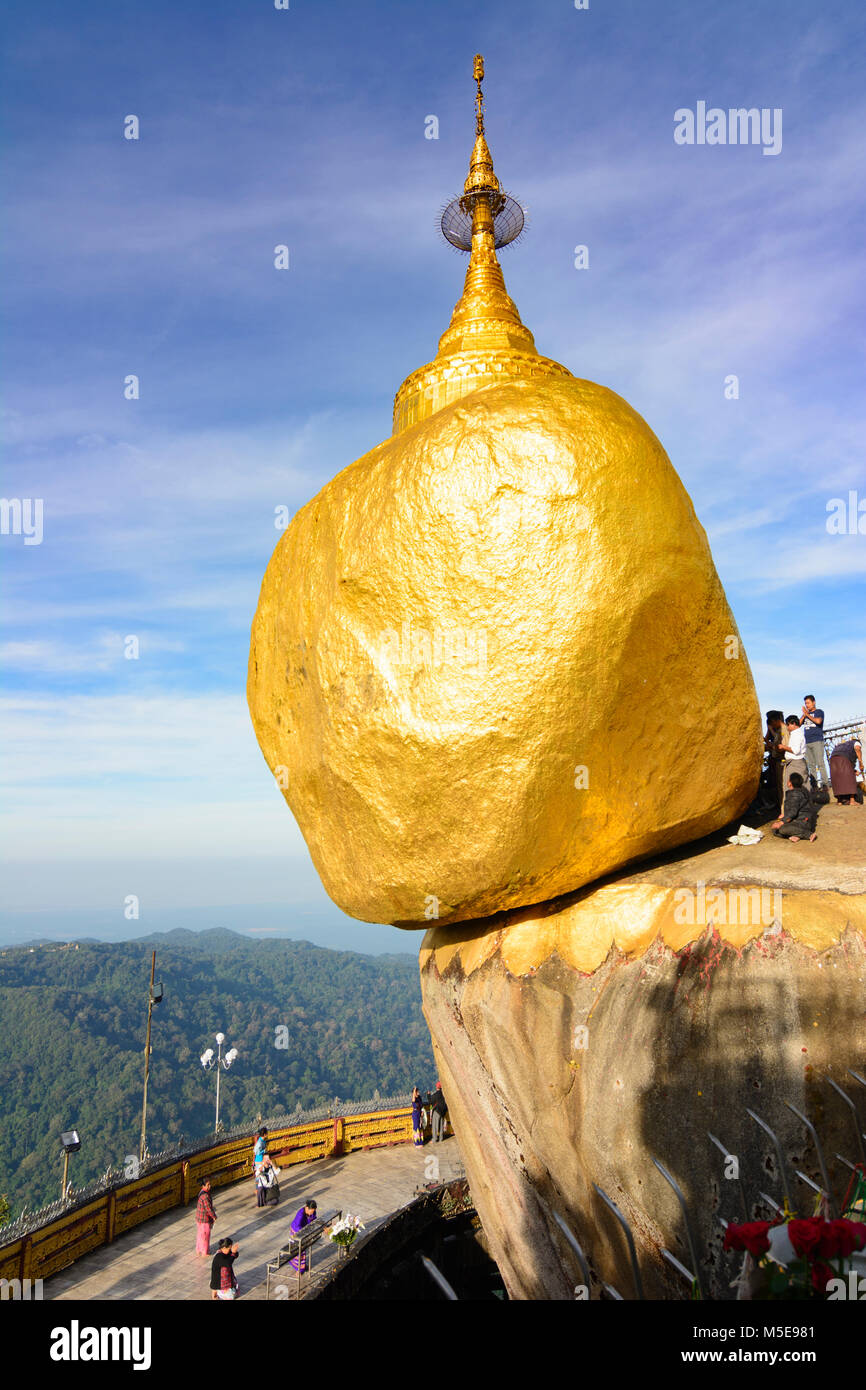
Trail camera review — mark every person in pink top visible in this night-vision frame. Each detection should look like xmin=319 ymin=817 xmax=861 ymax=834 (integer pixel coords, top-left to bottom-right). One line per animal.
xmin=195 ymin=1179 xmax=216 ymax=1256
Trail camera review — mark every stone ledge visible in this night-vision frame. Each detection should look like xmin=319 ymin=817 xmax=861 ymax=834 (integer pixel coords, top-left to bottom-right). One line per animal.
xmin=421 ymin=805 xmax=866 ymax=977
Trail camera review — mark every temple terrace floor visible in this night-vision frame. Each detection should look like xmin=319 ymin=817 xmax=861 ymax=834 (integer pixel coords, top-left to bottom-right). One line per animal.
xmin=43 ymin=1135 xmax=464 ymax=1301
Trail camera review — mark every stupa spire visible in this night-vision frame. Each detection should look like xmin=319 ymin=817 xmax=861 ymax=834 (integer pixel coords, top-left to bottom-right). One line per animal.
xmin=392 ymin=55 xmax=570 ymax=436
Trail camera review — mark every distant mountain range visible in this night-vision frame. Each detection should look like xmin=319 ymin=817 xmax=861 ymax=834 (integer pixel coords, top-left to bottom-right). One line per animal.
xmin=0 ymin=902 xmax=415 ymax=954
xmin=0 ymin=929 xmax=434 ymax=1220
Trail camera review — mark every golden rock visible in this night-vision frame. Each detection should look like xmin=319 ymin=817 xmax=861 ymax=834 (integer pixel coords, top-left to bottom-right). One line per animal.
xmin=247 ymin=58 xmax=762 ymax=929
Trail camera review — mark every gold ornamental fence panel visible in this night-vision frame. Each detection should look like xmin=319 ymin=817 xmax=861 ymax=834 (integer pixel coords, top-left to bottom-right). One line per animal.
xmin=8 ymin=1196 xmax=109 ymax=1283
xmin=263 ymin=1118 xmax=336 ymax=1170
xmin=0 ymin=1106 xmax=413 ymax=1285
xmin=0 ymin=1238 xmax=24 ymax=1285
xmin=113 ymin=1163 xmax=185 ymax=1239
xmin=342 ymin=1108 xmax=414 ymax=1152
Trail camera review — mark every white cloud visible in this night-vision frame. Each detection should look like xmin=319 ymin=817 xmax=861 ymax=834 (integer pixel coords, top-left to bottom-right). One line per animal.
xmin=0 ymin=692 xmax=307 ymax=861
xmin=0 ymin=633 xmax=185 ymax=674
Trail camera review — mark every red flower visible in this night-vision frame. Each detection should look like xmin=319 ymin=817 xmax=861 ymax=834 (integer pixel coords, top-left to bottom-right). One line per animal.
xmin=788 ymin=1218 xmax=824 ymax=1258
xmin=724 ymin=1221 xmax=772 ymax=1257
xmin=816 ymin=1219 xmax=866 ymax=1260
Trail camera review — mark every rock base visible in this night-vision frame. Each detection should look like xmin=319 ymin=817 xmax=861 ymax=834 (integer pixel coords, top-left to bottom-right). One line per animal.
xmin=420 ymin=809 xmax=866 ymax=1299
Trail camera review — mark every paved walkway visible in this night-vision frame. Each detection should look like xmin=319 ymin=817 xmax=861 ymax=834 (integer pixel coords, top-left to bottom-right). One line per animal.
xmin=45 ymin=1136 xmax=464 ymax=1301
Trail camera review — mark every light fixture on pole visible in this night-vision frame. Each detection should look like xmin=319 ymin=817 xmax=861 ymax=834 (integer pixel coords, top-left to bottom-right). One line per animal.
xmin=139 ymin=951 xmax=165 ymax=1164
xmin=200 ymin=1032 xmax=238 ymax=1133
xmin=60 ymin=1130 xmax=81 ymax=1200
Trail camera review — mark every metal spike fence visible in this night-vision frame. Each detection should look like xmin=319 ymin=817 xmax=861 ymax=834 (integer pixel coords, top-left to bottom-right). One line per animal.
xmin=822 ymin=718 xmax=865 ymax=756
xmin=554 ymin=1071 xmax=866 ymax=1300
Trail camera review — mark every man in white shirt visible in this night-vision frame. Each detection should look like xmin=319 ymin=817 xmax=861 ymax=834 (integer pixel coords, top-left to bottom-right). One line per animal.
xmin=778 ymin=715 xmax=808 ymax=788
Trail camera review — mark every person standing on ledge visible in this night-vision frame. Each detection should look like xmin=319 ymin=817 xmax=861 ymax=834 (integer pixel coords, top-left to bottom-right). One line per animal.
xmin=829 ymin=735 xmax=864 ymax=806
xmin=431 ymin=1082 xmax=448 ymax=1143
xmin=257 ymin=1154 xmax=280 ymax=1207
xmin=253 ymin=1127 xmax=269 ymax=1206
xmin=253 ymin=1127 xmax=268 ymax=1171
xmin=778 ymin=715 xmax=808 ymax=789
xmin=801 ymin=696 xmax=829 ymax=791
xmin=764 ymin=711 xmax=786 ymax=811
xmin=411 ymin=1086 xmax=425 ymax=1147
xmin=210 ymin=1237 xmax=239 ymax=1300
xmin=195 ymin=1179 xmax=216 ymax=1256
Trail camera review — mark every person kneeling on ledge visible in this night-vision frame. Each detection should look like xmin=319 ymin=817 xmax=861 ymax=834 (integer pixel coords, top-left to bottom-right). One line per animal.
xmin=771 ymin=771 xmax=817 ymax=842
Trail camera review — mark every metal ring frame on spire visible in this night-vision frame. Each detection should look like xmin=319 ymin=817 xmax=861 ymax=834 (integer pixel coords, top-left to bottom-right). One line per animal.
xmin=440 ymin=194 xmax=526 ymax=251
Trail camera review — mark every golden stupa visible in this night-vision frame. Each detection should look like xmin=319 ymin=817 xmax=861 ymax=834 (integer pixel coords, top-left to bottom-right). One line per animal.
xmin=248 ymin=56 xmax=762 ymax=928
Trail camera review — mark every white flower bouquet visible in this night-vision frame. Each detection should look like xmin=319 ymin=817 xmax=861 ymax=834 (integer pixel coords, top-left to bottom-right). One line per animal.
xmin=328 ymin=1213 xmax=366 ymax=1251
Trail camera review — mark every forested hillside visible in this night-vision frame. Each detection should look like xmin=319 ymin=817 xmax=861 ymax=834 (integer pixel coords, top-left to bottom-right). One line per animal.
xmin=0 ymin=929 xmax=434 ymax=1219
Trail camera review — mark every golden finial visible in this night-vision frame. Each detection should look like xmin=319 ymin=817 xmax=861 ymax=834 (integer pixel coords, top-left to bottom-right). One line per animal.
xmin=474 ymin=54 xmax=485 ymax=135
xmin=464 ymin=53 xmax=498 ymax=197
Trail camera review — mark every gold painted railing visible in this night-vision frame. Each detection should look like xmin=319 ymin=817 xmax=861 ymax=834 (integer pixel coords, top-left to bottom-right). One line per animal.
xmin=0 ymin=1106 xmax=414 ymax=1285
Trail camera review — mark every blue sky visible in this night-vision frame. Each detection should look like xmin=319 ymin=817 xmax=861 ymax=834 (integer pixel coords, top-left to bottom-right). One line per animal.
xmin=1 ymin=0 xmax=864 ymax=949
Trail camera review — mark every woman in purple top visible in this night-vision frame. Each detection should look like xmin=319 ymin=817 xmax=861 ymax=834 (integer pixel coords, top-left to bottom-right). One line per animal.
xmin=289 ymin=1199 xmax=318 ymax=1272
xmin=411 ymin=1086 xmax=424 ymax=1146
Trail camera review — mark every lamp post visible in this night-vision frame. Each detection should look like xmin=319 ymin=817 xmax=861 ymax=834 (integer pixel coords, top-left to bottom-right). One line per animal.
xmin=200 ymin=1033 xmax=238 ymax=1133
xmin=138 ymin=951 xmax=164 ymax=1164
xmin=60 ymin=1130 xmax=81 ymax=1200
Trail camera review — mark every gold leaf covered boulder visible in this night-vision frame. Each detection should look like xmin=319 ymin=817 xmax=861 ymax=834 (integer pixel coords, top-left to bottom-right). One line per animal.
xmin=247 ymin=59 xmax=762 ymax=929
